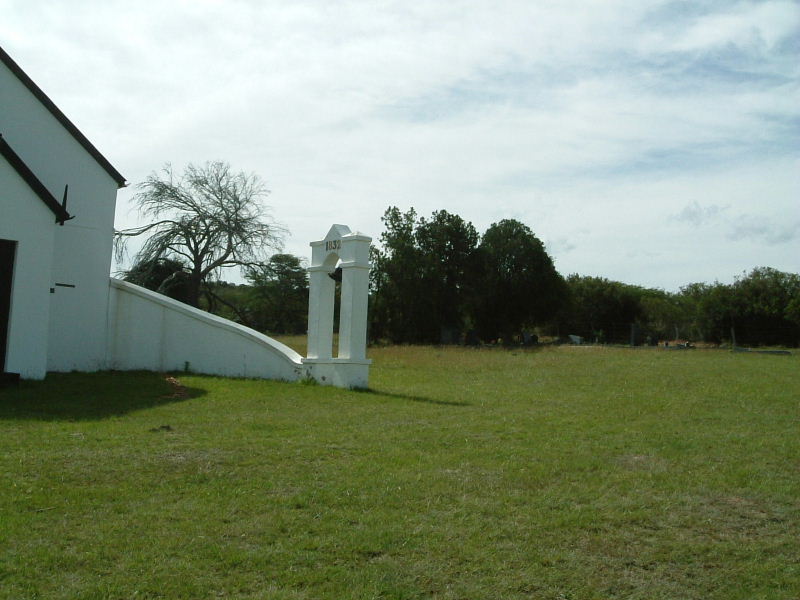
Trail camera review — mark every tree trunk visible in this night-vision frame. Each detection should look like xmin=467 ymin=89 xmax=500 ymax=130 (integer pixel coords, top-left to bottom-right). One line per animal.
xmin=187 ymin=274 xmax=202 ymax=308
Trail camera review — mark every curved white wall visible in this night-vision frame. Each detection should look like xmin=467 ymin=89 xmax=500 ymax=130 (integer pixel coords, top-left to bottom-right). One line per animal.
xmin=107 ymin=279 xmax=304 ymax=381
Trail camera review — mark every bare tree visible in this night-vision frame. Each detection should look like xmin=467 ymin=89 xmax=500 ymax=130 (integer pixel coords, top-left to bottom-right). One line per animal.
xmin=116 ymin=161 xmax=286 ymax=307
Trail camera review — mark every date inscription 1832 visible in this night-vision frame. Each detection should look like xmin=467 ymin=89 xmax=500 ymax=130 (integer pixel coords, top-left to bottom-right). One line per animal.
xmin=325 ymin=240 xmax=342 ymax=251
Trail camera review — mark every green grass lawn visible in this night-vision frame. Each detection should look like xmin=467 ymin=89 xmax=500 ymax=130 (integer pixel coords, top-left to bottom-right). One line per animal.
xmin=1 ymin=345 xmax=798 ymax=599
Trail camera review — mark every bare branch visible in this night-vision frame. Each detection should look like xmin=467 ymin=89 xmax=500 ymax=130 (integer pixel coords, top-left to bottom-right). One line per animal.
xmin=120 ymin=161 xmax=287 ymax=307
xmin=202 ymin=284 xmax=254 ymax=328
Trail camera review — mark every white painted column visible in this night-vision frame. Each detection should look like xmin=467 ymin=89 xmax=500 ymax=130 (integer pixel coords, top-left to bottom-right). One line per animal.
xmin=306 ymin=266 xmax=335 ymax=359
xmin=338 ymin=262 xmax=370 ymax=360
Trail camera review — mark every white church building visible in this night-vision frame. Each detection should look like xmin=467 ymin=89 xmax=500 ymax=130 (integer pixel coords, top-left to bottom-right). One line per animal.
xmin=0 ymin=46 xmax=370 ymax=388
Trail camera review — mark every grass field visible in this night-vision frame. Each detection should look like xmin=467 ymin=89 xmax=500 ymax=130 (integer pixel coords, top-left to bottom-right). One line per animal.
xmin=1 ymin=344 xmax=798 ymax=599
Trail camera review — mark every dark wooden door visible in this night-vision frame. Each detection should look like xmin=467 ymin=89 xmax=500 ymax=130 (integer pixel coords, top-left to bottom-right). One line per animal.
xmin=0 ymin=239 xmax=16 ymax=371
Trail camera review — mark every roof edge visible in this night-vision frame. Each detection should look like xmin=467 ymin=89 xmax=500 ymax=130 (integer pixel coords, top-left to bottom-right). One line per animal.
xmin=0 ymin=45 xmax=127 ymax=188
xmin=0 ymin=133 xmax=71 ymax=223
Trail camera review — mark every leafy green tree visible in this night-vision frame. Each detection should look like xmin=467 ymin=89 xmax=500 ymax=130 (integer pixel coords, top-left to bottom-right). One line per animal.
xmin=730 ymin=267 xmax=800 ymax=346
xmin=637 ymin=289 xmax=686 ymax=342
xmin=786 ymin=296 xmax=800 ymax=328
xmin=245 ymin=254 xmax=309 ymax=334
xmin=678 ymin=282 xmax=733 ymax=344
xmin=371 ymin=211 xmax=569 ymax=344
xmin=370 ymin=207 xmax=482 ymax=343
xmin=369 ymin=207 xmax=425 ymax=343
xmin=563 ymin=276 xmax=643 ymax=343
xmin=677 ymin=268 xmax=800 ymax=346
xmin=474 ymin=219 xmax=564 ymax=343
xmin=414 ymin=210 xmax=480 ymax=342
xmin=115 ymin=161 xmax=286 ymax=307
xmin=123 ymin=257 xmax=191 ymax=303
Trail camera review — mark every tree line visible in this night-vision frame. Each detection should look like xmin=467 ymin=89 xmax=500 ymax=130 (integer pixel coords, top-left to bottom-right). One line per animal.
xmin=368 ymin=207 xmax=800 ymax=347
xmin=560 ymin=268 xmax=800 ymax=347
xmin=368 ymin=207 xmax=565 ymax=344
xmin=117 ymin=162 xmax=800 ymax=347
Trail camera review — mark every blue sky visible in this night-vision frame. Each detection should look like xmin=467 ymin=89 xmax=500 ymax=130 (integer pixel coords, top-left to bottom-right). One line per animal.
xmin=2 ymin=0 xmax=798 ymax=290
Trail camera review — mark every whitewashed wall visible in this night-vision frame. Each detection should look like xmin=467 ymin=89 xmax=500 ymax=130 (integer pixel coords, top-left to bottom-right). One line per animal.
xmin=0 ymin=160 xmax=56 ymax=379
xmin=0 ymin=57 xmax=120 ymax=373
xmin=107 ymin=279 xmax=304 ymax=380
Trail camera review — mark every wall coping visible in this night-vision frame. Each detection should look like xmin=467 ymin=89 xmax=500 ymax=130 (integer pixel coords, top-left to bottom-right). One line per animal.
xmin=301 ymin=358 xmax=372 ymax=365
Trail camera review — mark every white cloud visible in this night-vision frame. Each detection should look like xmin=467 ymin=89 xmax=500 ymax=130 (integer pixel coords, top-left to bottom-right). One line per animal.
xmin=665 ymin=1 xmax=800 ymax=53
xmin=728 ymin=215 xmax=800 ymax=245
xmin=1 ymin=0 xmax=797 ymax=289
xmin=672 ymin=201 xmax=729 ymax=226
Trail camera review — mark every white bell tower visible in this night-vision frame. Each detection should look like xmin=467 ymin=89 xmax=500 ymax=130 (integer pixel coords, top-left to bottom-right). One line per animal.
xmin=301 ymin=225 xmax=371 ymax=388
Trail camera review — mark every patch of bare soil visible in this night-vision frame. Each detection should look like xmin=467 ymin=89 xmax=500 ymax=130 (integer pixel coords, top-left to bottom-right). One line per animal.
xmin=163 ymin=375 xmax=189 ymax=399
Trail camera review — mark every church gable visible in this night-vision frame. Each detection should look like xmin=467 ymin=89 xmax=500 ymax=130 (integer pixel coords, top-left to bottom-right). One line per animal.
xmin=0 ymin=134 xmax=71 ymax=224
xmin=0 ymin=45 xmax=125 ymax=188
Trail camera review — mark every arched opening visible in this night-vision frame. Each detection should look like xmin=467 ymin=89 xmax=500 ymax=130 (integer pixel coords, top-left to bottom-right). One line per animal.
xmin=325 ymin=254 xmax=343 ymax=357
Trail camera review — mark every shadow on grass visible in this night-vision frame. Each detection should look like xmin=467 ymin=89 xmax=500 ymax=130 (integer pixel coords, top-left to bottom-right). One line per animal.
xmin=353 ymin=387 xmax=470 ymax=407
xmin=0 ymin=371 xmax=206 ymax=421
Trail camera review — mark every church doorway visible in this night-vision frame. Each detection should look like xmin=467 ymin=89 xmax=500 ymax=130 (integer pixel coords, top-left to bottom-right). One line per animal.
xmin=0 ymin=239 xmax=16 ymax=371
